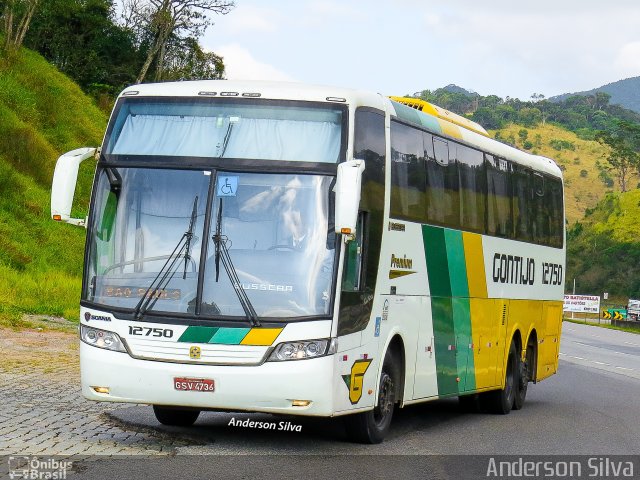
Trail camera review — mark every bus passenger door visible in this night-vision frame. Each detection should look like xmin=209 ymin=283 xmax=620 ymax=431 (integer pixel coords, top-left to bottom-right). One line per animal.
xmin=412 ymin=296 xmax=438 ymax=399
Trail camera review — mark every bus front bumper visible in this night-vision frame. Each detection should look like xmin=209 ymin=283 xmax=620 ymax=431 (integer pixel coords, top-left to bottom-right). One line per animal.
xmin=80 ymin=342 xmax=336 ymax=416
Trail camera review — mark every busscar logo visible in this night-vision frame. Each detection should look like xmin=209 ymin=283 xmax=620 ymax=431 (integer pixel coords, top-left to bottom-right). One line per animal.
xmin=84 ymin=312 xmax=111 ymax=322
xmin=189 ymin=346 xmax=201 ymax=359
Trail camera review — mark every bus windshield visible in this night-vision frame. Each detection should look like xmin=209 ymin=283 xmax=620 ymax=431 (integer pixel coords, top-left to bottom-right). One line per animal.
xmin=85 ymin=168 xmax=337 ymax=319
xmin=103 ymin=98 xmax=344 ymax=163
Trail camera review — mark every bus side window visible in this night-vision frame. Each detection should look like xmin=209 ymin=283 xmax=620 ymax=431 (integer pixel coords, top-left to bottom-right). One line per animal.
xmin=531 ymin=173 xmax=550 ymax=245
xmin=426 ymin=136 xmax=460 ymax=229
xmin=457 ymin=144 xmax=485 ymax=233
xmin=512 ymin=165 xmax=532 ymax=242
xmin=390 ymin=121 xmax=426 ymax=221
xmin=548 ymin=178 xmax=564 ymax=248
xmin=342 ymin=212 xmax=366 ymax=292
xmin=486 ymin=155 xmax=512 ymax=237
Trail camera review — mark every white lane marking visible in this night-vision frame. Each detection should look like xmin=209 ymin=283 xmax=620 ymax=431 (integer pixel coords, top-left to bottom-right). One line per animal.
xmin=559 ymin=353 xmax=585 ymax=360
xmin=561 ymin=350 xmax=637 ymax=373
xmin=623 ymin=341 xmax=640 ymax=347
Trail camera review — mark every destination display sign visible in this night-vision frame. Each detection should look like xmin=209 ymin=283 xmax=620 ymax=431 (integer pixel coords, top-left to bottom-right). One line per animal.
xmin=563 ymin=294 xmax=600 ymax=313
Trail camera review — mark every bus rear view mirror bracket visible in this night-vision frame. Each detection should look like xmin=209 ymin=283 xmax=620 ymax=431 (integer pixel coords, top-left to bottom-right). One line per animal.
xmin=51 ymin=147 xmax=97 ymax=227
xmin=334 ymin=159 xmax=365 ymax=240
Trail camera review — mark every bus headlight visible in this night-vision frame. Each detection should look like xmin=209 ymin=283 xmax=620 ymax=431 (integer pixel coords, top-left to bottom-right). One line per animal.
xmin=268 ymin=338 xmax=337 ymax=361
xmin=81 ymin=325 xmax=127 ymax=353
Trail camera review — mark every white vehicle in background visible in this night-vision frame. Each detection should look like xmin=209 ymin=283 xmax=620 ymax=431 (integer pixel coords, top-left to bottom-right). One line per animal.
xmin=627 ymin=300 xmax=640 ymax=321
xmin=51 ymin=81 xmax=565 ymax=443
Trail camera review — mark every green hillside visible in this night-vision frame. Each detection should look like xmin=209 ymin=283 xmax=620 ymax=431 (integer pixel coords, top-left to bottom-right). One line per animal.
xmin=0 ymin=48 xmax=107 ymax=327
xmin=490 ymin=123 xmax=624 ymax=224
xmin=567 ymin=190 xmax=640 ymax=297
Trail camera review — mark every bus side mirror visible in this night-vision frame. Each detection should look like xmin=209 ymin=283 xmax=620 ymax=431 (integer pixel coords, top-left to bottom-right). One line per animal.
xmin=51 ymin=147 xmax=97 ymax=227
xmin=334 ymin=159 xmax=365 ymax=239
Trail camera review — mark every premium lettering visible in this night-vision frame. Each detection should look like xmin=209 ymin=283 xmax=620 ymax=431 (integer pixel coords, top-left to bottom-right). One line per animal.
xmin=391 ymin=254 xmax=413 ymax=269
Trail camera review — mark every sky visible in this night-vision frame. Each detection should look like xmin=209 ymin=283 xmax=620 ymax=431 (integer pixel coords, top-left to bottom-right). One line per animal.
xmin=200 ymin=0 xmax=640 ymax=100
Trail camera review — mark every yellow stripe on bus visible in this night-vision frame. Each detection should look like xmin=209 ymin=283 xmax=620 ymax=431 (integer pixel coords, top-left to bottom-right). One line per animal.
xmin=239 ymin=328 xmax=283 ymax=346
xmin=462 ymin=232 xmax=487 ymax=298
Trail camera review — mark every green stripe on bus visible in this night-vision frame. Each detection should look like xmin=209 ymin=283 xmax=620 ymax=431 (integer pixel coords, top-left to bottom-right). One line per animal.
xmin=209 ymin=327 xmax=251 ymax=344
xmin=423 ymin=225 xmax=457 ymax=395
xmin=444 ymin=230 xmax=469 ymax=298
xmin=452 ymin=297 xmax=476 ymax=392
xmin=423 ymin=225 xmax=451 ymax=297
xmin=431 ymin=297 xmax=458 ymax=395
xmin=423 ymin=225 xmax=477 ymax=395
xmin=178 ymin=326 xmax=218 ymax=343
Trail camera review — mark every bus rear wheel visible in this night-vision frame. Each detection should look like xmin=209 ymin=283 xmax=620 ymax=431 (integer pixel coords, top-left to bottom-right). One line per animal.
xmin=482 ymin=339 xmax=518 ymax=415
xmin=344 ymin=351 xmax=399 ymax=444
xmin=514 ymin=338 xmax=535 ymax=410
xmin=152 ymin=405 xmax=200 ymax=426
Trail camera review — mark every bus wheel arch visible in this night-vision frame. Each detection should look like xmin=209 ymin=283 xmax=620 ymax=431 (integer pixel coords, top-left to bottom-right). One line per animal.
xmin=525 ymin=329 xmax=538 ymax=383
xmin=482 ymin=332 xmax=520 ymax=414
xmin=343 ymin=334 xmax=405 ymax=444
xmin=384 ymin=334 xmax=406 ymax=406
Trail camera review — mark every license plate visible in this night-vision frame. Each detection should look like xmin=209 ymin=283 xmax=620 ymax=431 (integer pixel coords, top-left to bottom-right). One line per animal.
xmin=174 ymin=377 xmax=215 ymax=392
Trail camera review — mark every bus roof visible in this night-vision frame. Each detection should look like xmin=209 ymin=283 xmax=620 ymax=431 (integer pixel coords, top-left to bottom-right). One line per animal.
xmin=119 ymin=80 xmax=562 ymax=179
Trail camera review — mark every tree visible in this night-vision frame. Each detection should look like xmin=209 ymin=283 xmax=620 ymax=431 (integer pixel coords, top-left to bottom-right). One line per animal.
xmin=162 ymin=36 xmax=224 ymax=80
xmin=127 ymin=0 xmax=234 ymax=83
xmin=516 ymin=107 xmax=542 ymax=128
xmin=595 ymin=120 xmax=640 ymax=192
xmin=25 ymin=0 xmax=143 ymax=91
xmin=1 ymin=0 xmax=39 ymax=51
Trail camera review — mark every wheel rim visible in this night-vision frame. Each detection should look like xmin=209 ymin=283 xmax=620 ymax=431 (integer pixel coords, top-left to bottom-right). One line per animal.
xmin=373 ymin=372 xmax=395 ymax=426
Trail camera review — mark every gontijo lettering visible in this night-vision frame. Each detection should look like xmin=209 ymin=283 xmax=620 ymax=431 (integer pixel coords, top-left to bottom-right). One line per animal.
xmin=492 ymin=253 xmax=535 ymax=285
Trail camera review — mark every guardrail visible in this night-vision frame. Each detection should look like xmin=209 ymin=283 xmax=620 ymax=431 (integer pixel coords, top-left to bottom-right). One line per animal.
xmin=611 ymin=320 xmax=640 ymax=331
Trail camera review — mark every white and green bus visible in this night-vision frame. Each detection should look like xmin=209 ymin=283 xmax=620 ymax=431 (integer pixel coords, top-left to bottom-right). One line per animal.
xmin=51 ymin=81 xmax=565 ymax=443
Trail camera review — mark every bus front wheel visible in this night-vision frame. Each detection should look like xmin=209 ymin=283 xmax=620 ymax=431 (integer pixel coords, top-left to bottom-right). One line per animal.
xmin=344 ymin=350 xmax=399 ymax=444
xmin=152 ymin=405 xmax=200 ymax=426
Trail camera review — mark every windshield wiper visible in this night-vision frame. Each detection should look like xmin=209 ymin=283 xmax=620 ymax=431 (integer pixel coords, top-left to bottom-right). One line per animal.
xmin=212 ymin=198 xmax=261 ymax=327
xmin=133 ymin=196 xmax=198 ymax=320
xmin=183 ymin=196 xmax=198 ymax=279
xmin=218 ymin=116 xmax=238 ymax=158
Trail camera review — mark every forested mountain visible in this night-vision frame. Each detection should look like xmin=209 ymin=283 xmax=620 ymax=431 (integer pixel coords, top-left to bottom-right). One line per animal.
xmin=550 ymin=76 xmax=640 ymax=114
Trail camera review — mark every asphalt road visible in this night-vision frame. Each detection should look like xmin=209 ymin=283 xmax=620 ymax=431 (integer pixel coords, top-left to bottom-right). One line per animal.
xmin=43 ymin=321 xmax=638 ymax=480
xmin=103 ymin=322 xmax=640 ymax=456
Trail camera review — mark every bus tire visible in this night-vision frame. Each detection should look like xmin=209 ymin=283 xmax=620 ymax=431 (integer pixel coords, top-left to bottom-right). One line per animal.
xmin=513 ymin=338 xmax=535 ymax=410
xmin=152 ymin=405 xmax=200 ymax=426
xmin=343 ymin=350 xmax=399 ymax=444
xmin=458 ymin=394 xmax=481 ymax=413
xmin=482 ymin=339 xmax=518 ymax=415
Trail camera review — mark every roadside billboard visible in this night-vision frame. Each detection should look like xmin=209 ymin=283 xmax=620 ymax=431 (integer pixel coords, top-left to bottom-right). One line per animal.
xmin=563 ymin=294 xmax=601 ymax=314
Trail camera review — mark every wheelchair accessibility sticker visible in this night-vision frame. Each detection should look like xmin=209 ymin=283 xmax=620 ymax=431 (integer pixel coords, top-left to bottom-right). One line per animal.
xmin=217 ymin=176 xmax=238 ymax=197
